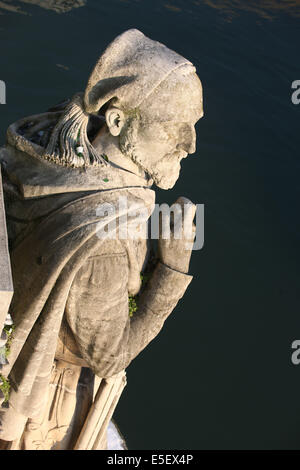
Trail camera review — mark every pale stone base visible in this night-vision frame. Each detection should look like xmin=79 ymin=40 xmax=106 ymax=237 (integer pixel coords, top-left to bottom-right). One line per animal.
xmin=0 ymin=361 xmax=126 ymax=450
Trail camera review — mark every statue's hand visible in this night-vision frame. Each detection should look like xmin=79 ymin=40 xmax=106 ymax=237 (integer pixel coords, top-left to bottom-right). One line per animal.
xmin=158 ymin=197 xmax=196 ymax=274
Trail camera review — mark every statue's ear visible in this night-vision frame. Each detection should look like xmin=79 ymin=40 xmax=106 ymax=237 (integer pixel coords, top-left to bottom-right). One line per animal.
xmin=84 ymin=76 xmax=136 ymax=114
xmin=105 ymin=107 xmax=125 ymax=136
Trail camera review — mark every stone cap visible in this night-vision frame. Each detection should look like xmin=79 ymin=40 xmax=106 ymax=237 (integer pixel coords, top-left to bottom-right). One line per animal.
xmin=0 ymin=165 xmax=13 ymax=331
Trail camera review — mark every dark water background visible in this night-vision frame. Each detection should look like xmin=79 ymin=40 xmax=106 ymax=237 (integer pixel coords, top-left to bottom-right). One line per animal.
xmin=0 ymin=0 xmax=300 ymax=450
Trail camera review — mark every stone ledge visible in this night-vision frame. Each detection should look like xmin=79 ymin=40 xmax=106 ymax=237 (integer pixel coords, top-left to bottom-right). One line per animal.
xmin=0 ymin=165 xmax=13 ymax=331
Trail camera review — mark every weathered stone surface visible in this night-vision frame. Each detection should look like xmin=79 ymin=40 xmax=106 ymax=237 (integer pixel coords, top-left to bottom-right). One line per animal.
xmin=0 ymin=29 xmax=203 ymax=450
xmin=0 ymin=166 xmax=13 ymax=332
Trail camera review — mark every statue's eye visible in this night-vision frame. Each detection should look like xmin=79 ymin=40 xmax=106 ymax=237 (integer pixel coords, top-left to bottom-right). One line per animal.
xmin=178 ymin=123 xmax=193 ymax=141
xmin=153 ymin=124 xmax=171 ymax=142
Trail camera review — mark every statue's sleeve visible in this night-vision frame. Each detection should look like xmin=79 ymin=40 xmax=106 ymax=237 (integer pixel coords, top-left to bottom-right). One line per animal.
xmin=65 ymin=250 xmax=192 ymax=378
xmin=127 ymin=262 xmax=192 ymax=365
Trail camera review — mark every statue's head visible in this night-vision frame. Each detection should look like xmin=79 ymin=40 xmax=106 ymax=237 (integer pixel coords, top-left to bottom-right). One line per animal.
xmin=105 ymin=67 xmax=202 ymax=189
xmin=45 ymin=29 xmax=203 ymax=188
xmin=85 ymin=29 xmax=203 ymax=189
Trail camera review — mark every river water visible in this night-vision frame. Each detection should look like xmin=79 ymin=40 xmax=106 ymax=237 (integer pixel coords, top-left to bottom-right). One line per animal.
xmin=0 ymin=0 xmax=300 ymax=450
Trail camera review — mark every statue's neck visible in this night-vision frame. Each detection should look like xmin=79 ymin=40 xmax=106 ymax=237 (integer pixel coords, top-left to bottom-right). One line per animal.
xmin=91 ymin=128 xmax=147 ymax=180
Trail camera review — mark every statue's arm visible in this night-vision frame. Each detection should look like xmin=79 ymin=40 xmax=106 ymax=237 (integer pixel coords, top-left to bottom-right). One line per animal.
xmin=65 ymin=252 xmax=192 ymax=378
xmin=124 ymin=196 xmax=198 ymax=366
xmin=125 ymin=262 xmax=192 ymax=366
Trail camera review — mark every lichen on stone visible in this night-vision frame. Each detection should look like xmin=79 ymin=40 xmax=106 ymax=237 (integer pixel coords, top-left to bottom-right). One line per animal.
xmin=0 ymin=374 xmax=10 ymax=403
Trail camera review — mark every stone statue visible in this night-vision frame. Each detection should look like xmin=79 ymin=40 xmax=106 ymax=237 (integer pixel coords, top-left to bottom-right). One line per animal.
xmin=0 ymin=29 xmax=203 ymax=450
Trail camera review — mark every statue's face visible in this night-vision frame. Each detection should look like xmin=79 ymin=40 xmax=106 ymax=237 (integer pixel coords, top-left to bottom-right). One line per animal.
xmin=120 ymin=71 xmax=203 ymax=189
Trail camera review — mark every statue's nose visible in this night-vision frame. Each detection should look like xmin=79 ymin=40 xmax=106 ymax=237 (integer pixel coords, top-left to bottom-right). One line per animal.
xmin=178 ymin=126 xmax=196 ymax=154
xmin=188 ymin=126 xmax=196 ymax=154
